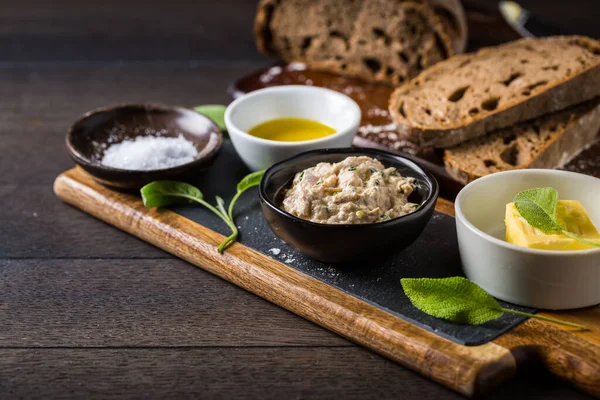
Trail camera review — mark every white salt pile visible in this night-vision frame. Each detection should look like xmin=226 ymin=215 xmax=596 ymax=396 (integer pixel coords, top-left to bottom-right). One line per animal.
xmin=101 ymin=135 xmax=198 ymax=170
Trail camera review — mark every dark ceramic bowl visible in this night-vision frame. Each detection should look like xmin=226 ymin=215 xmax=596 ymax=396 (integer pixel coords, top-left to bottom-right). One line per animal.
xmin=259 ymin=148 xmax=439 ymax=264
xmin=66 ymin=104 xmax=223 ymax=190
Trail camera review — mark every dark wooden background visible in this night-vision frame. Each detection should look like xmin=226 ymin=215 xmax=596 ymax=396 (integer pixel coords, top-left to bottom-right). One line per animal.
xmin=0 ymin=0 xmax=597 ymax=398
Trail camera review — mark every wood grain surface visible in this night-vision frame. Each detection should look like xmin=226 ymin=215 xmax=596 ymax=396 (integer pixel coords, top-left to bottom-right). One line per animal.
xmin=0 ymin=348 xmax=587 ymax=400
xmin=0 ymin=60 xmax=593 ymax=400
xmin=2 ymin=0 xmax=599 ymax=398
xmin=53 ymin=167 xmax=600 ymax=397
xmin=0 ymin=0 xmax=263 ymax=63
xmin=54 ymin=169 xmax=516 ymax=397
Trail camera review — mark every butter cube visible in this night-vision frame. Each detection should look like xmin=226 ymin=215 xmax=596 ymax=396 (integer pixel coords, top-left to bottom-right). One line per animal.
xmin=505 ymin=200 xmax=600 ymax=250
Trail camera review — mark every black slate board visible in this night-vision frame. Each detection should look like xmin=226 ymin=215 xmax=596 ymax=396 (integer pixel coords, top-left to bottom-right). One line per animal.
xmin=171 ymin=140 xmax=535 ymax=346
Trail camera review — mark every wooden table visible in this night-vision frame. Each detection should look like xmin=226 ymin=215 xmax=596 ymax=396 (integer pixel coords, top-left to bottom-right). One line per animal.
xmin=0 ymin=1 xmax=595 ymax=398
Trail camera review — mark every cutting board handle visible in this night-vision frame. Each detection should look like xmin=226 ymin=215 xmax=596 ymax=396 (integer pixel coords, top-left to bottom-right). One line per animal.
xmin=499 ymin=318 xmax=600 ymax=396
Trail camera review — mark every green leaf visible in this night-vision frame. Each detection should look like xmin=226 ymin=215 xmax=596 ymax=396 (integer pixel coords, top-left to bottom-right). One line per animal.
xmin=140 ymin=179 xmax=249 ymax=254
xmin=513 ymin=187 xmax=562 ymax=232
xmin=401 ymin=277 xmax=503 ymax=325
xmin=194 ymin=104 xmax=227 ymax=131
xmin=226 ymin=170 xmax=266 ymax=221
xmin=513 ymin=187 xmax=600 ymax=248
xmin=141 ymin=181 xmax=203 ymax=208
xmin=514 ymin=187 xmax=559 ymax=217
xmin=236 ymin=170 xmax=265 ymax=192
xmin=401 ymin=277 xmax=589 ymax=330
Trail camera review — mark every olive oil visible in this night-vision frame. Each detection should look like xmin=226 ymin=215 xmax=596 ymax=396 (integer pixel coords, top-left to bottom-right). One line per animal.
xmin=248 ymin=118 xmax=336 ymax=142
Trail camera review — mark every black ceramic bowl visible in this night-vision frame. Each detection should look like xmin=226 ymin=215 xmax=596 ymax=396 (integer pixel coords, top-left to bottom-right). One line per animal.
xmin=66 ymin=104 xmax=223 ymax=190
xmin=259 ymin=148 xmax=439 ymax=264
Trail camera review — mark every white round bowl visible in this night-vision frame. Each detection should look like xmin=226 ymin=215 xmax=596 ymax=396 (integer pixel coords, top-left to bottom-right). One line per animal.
xmin=455 ymin=169 xmax=600 ymax=310
xmin=224 ymin=85 xmax=361 ymax=171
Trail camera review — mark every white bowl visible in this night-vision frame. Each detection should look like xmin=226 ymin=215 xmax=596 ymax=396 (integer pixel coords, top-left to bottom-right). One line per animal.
xmin=455 ymin=169 xmax=600 ymax=310
xmin=224 ymin=85 xmax=361 ymax=171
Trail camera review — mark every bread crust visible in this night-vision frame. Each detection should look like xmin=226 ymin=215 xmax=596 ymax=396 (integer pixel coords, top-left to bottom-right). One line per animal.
xmin=254 ymin=0 xmax=279 ymax=57
xmin=389 ymin=36 xmax=600 ymax=148
xmin=427 ymin=0 xmax=467 ymax=54
xmin=443 ymin=100 xmax=600 ymax=184
xmin=254 ymin=0 xmax=467 ymax=86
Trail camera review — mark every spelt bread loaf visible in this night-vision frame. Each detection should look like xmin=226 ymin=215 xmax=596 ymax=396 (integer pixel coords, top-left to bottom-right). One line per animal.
xmin=443 ymin=100 xmax=600 ymax=184
xmin=390 ymin=36 xmax=600 ymax=147
xmin=255 ymin=0 xmax=467 ymax=86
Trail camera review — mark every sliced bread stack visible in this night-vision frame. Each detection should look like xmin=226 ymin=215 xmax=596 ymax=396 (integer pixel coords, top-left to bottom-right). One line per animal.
xmin=388 ymin=36 xmax=600 ymax=184
xmin=254 ymin=0 xmax=467 ymax=86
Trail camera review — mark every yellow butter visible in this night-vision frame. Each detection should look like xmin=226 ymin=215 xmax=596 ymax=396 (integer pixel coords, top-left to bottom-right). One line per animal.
xmin=505 ymin=200 xmax=600 ymax=251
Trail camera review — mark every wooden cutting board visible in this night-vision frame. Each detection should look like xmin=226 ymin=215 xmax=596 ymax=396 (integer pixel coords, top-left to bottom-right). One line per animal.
xmin=54 ymin=166 xmax=600 ymax=398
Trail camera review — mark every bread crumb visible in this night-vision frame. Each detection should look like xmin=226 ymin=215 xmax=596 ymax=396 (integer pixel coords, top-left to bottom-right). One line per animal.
xmin=288 ymin=62 xmax=307 ymax=71
xmin=268 ymin=248 xmax=281 ymax=256
xmin=359 ymin=123 xmax=397 ymax=135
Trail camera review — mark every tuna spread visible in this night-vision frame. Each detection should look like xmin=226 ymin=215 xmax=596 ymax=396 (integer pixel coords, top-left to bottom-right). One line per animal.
xmin=282 ymin=156 xmax=418 ymax=224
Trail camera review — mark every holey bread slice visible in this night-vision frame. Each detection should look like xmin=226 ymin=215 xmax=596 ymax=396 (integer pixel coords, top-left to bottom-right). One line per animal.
xmin=443 ymin=99 xmax=600 ymax=184
xmin=389 ymin=36 xmax=600 ymax=147
xmin=254 ymin=0 xmax=467 ymax=86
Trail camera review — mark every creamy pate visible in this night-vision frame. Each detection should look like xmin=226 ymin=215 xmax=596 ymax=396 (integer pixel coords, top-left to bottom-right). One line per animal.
xmin=282 ymin=156 xmax=418 ymax=224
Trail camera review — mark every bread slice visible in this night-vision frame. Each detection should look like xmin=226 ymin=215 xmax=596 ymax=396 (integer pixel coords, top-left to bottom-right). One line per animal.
xmin=254 ymin=0 xmax=467 ymax=86
xmin=389 ymin=36 xmax=600 ymax=147
xmin=443 ymin=100 xmax=600 ymax=184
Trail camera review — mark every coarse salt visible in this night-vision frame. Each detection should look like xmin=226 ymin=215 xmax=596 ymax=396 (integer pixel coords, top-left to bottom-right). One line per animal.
xmin=268 ymin=248 xmax=281 ymax=256
xmin=101 ymin=135 xmax=198 ymax=170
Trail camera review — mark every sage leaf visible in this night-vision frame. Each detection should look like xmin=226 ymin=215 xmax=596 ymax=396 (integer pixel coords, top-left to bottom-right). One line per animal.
xmin=141 ymin=181 xmax=203 ymax=207
xmin=194 ymin=104 xmax=227 ymax=131
xmin=141 ymin=171 xmax=265 ymax=254
xmin=515 ymin=187 xmax=559 ymax=217
xmin=401 ymin=277 xmax=588 ymax=330
xmin=237 ymin=170 xmax=265 ymax=192
xmin=228 ymin=170 xmax=265 ymax=220
xmin=401 ymin=277 xmax=503 ymax=325
xmin=140 ymin=181 xmax=237 ymax=253
xmin=513 ymin=188 xmax=562 ymax=232
xmin=513 ymin=187 xmax=600 ymax=248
